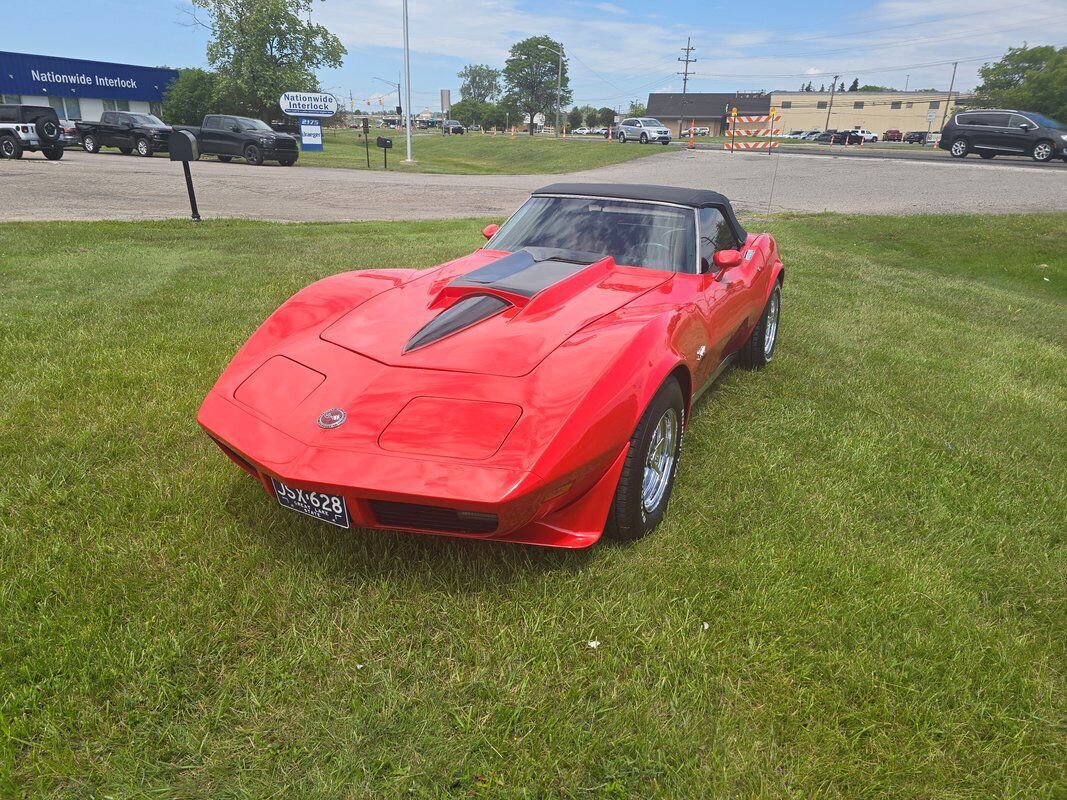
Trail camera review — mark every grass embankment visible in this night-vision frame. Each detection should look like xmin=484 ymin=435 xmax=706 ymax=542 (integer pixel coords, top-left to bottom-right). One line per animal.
xmin=295 ymin=128 xmax=661 ymax=174
xmin=1 ymin=215 xmax=1064 ymax=797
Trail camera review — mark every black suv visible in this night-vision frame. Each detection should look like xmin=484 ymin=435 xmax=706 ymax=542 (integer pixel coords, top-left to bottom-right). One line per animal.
xmin=939 ymin=109 xmax=1066 ymax=162
xmin=0 ymin=104 xmax=65 ymax=160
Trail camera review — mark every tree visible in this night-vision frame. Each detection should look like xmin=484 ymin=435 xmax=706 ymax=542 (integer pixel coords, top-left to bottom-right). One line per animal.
xmin=458 ymin=64 xmax=502 ymax=103
xmin=577 ymin=104 xmax=597 ymax=125
xmin=804 ymin=82 xmax=813 ymax=92
xmin=848 ymin=78 xmax=859 ymax=91
xmin=858 ymin=84 xmax=893 ymax=92
xmin=596 ymin=106 xmax=615 ymax=127
xmin=975 ymin=45 xmax=1067 ymax=122
xmin=449 ymin=97 xmax=492 ymax=127
xmin=819 ymin=83 xmax=825 ymax=92
xmin=502 ymin=36 xmax=571 ymax=134
xmin=567 ymin=107 xmax=584 ymax=129
xmin=162 ymin=67 xmax=220 ymax=124
xmin=189 ymin=0 xmax=346 ymax=120
xmin=628 ymin=100 xmax=646 ymax=116
xmin=839 ymin=81 xmax=846 ymax=92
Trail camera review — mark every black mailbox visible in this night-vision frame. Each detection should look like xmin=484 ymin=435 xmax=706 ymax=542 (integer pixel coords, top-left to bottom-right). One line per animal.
xmin=376 ymin=136 xmax=393 ymax=149
xmin=169 ymin=130 xmax=199 ymax=162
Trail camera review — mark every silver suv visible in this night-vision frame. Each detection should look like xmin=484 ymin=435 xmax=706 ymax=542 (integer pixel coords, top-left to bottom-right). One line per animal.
xmin=0 ymin=104 xmax=66 ymax=160
xmin=615 ymin=117 xmax=672 ymax=145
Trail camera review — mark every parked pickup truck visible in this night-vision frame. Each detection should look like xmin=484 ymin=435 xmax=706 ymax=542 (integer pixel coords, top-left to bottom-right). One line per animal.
xmin=175 ymin=115 xmax=299 ymax=166
xmin=77 ymin=111 xmax=173 ymax=156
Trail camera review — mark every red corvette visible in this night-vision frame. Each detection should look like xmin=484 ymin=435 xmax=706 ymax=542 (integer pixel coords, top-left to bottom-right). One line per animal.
xmin=198 ymin=184 xmax=784 ymax=547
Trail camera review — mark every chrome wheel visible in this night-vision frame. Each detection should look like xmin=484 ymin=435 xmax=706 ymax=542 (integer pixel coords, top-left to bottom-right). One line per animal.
xmin=641 ymin=407 xmax=679 ymax=515
xmin=950 ymin=138 xmax=967 ymax=157
xmin=137 ymin=139 xmax=149 ymax=155
xmin=764 ymin=287 xmax=780 ymax=359
xmin=0 ymin=139 xmax=14 ymax=157
xmin=1032 ymin=142 xmax=1052 ymax=162
xmin=83 ymin=136 xmax=95 ymax=152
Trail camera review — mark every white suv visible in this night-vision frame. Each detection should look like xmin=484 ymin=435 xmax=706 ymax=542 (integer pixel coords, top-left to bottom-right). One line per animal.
xmin=616 ymin=117 xmax=672 ymax=145
xmin=0 ymin=104 xmax=66 ymax=160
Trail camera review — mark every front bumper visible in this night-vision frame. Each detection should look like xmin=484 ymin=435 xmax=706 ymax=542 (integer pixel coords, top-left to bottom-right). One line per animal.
xmin=198 ymin=390 xmax=621 ymax=548
xmin=263 ymin=145 xmax=299 ymax=161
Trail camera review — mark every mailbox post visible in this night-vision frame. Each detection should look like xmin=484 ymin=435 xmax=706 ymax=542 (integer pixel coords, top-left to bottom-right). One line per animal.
xmin=168 ymin=130 xmax=201 ymax=222
xmin=376 ymin=135 xmax=393 ymax=169
xmin=362 ymin=117 xmax=371 ymax=168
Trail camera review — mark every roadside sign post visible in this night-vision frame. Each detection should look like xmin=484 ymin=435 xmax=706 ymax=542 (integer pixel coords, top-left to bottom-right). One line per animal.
xmin=924 ymin=109 xmax=937 ymax=148
xmin=168 ymin=130 xmax=201 ymax=222
xmin=362 ymin=117 xmax=371 ymax=168
xmin=279 ymin=91 xmax=338 ymax=154
xmin=298 ymin=118 xmax=323 ymax=151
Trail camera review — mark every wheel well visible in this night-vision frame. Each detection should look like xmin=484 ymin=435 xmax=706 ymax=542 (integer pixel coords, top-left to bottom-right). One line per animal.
xmin=669 ymin=363 xmax=693 ymax=416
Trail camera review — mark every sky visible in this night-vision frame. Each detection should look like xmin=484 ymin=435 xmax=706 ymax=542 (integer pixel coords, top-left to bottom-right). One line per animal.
xmin=6 ymin=0 xmax=1067 ymax=113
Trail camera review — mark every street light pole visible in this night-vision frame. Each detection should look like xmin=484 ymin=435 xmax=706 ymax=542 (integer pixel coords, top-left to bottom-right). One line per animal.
xmin=537 ymin=43 xmax=564 ymax=137
xmin=401 ymin=0 xmax=413 ymax=161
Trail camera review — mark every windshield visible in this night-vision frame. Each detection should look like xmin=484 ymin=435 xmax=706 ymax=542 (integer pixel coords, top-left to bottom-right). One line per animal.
xmin=130 ymin=114 xmax=165 ymax=126
xmin=238 ymin=118 xmax=273 ymax=131
xmin=488 ymin=196 xmax=696 ymax=273
xmin=639 ymin=118 xmax=664 ymax=127
xmin=1027 ymin=112 xmax=1064 ymax=129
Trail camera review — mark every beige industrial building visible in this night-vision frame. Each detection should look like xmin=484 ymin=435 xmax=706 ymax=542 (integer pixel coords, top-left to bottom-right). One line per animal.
xmin=769 ymin=90 xmax=971 ymax=135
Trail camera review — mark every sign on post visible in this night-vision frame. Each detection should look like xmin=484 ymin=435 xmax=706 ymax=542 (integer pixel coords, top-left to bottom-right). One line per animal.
xmin=299 ymin=117 xmax=323 ymax=151
xmin=279 ymin=92 xmax=339 ymax=118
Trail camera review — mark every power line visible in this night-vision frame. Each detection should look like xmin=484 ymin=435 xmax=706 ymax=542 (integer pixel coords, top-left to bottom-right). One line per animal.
xmin=677 ymin=37 xmax=696 ymax=136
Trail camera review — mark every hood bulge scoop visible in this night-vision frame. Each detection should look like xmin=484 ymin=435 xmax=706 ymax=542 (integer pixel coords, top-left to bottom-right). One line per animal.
xmin=321 ymin=248 xmax=669 ymax=378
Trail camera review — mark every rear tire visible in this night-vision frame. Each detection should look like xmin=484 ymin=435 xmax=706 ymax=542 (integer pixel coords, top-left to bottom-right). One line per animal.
xmin=1031 ymin=140 xmax=1053 ymax=162
xmin=119 ymin=147 xmax=133 ymax=155
xmin=82 ymin=135 xmax=99 ymax=153
xmin=42 ymin=146 xmax=64 ymax=160
xmin=949 ymin=137 xmax=969 ymax=158
xmin=738 ymin=281 xmax=782 ymax=370
xmin=604 ymin=377 xmax=685 ymax=542
xmin=0 ymin=135 xmax=22 ymax=159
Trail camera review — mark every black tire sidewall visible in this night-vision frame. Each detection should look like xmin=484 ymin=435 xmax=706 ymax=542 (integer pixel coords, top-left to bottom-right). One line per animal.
xmin=43 ymin=146 xmax=64 ymax=160
xmin=1031 ymin=140 xmax=1053 ymax=162
xmin=136 ymin=137 xmax=152 ymax=157
xmin=35 ymin=119 xmax=60 ymax=143
xmin=83 ymin=136 xmax=98 ymax=153
xmin=0 ymin=136 xmax=20 ymax=159
xmin=605 ymin=377 xmax=686 ymax=541
xmin=950 ymin=137 xmax=968 ymax=158
xmin=245 ymin=145 xmax=262 ymax=165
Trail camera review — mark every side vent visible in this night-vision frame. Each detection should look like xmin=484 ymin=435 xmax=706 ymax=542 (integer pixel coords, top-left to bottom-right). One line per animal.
xmin=404 ymin=294 xmax=510 ymax=353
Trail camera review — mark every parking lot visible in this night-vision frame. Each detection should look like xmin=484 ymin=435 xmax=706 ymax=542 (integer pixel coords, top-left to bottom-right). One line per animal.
xmin=4 ymin=145 xmax=1064 ymax=222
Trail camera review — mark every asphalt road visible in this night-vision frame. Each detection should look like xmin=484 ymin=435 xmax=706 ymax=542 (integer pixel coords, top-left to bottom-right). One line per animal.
xmin=3 ymin=146 xmax=1064 ymax=223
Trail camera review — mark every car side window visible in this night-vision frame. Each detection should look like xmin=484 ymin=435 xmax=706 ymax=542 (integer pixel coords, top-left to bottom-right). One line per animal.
xmin=1008 ymin=114 xmax=1032 ymax=129
xmin=622 ymin=119 xmax=635 ymax=127
xmin=0 ymin=106 xmax=15 ymax=123
xmin=957 ymin=113 xmax=978 ymax=126
xmin=985 ymin=113 xmax=1010 ymax=127
xmin=101 ymin=112 xmax=114 ymax=125
xmin=203 ymin=116 xmax=220 ymax=129
xmin=698 ymin=207 xmax=737 ymax=273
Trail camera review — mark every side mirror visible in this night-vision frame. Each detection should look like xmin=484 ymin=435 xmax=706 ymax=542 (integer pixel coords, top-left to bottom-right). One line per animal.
xmin=713 ymin=249 xmax=743 ymax=270
xmin=1018 ymin=123 xmax=1031 ymax=131
xmin=482 ymin=223 xmax=500 ymax=240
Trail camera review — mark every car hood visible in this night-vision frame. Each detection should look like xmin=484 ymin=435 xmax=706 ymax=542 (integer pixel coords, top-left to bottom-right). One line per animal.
xmin=320 ymin=249 xmax=670 ymax=378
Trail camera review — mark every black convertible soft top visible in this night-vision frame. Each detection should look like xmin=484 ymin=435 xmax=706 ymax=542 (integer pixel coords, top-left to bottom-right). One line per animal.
xmin=533 ymin=183 xmax=747 ymax=244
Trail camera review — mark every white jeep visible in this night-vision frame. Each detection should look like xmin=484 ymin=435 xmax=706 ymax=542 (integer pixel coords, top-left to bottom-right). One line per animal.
xmin=0 ymin=104 xmax=66 ymax=160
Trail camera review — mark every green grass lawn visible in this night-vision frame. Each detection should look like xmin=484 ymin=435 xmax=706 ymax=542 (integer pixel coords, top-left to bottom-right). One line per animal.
xmin=294 ymin=128 xmax=663 ymax=174
xmin=1 ymin=214 xmax=1064 ymax=798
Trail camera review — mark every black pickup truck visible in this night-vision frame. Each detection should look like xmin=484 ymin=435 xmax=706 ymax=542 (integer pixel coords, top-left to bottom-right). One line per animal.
xmin=175 ymin=115 xmax=299 ymax=166
xmin=76 ymin=111 xmax=173 ymax=156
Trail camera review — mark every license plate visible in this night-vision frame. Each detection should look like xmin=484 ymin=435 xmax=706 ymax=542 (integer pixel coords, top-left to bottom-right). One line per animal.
xmin=271 ymin=477 xmax=350 ymax=529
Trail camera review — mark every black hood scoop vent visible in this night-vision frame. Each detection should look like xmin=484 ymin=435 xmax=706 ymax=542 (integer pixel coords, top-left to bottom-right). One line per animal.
xmin=403 ymin=248 xmax=607 ymax=353
xmin=403 ymin=294 xmax=510 ymax=352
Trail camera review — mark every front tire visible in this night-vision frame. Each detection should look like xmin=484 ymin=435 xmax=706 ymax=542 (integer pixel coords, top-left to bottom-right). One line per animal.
xmin=135 ymin=137 xmax=153 ymax=157
xmin=216 ymin=155 xmax=232 ymax=163
xmin=605 ymin=377 xmax=685 ymax=542
xmin=82 ymin=135 xmax=99 ymax=153
xmin=949 ymin=137 xmax=969 ymax=158
xmin=640 ymin=133 xmax=648 ymax=144
xmin=0 ymin=135 xmax=22 ymax=159
xmin=244 ymin=144 xmax=263 ymax=166
xmin=1031 ymin=140 xmax=1054 ymax=162
xmin=739 ymin=282 xmax=782 ymax=369
xmin=618 ymin=132 xmax=626 ymax=143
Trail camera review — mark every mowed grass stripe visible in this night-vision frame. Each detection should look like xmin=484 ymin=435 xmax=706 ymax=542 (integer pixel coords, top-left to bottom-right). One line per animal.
xmin=0 ymin=215 xmax=1064 ymax=798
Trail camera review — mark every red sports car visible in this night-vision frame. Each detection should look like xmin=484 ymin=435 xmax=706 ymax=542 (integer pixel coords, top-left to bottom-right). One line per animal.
xmin=198 ymin=184 xmax=785 ymax=547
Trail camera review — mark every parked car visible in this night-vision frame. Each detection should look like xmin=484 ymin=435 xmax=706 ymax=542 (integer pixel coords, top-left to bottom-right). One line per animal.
xmin=442 ymin=120 xmax=466 ymax=134
xmin=469 ymin=124 xmax=482 ymax=132
xmin=174 ymin=115 xmax=299 ymax=166
xmin=591 ymin=127 xmax=608 ymax=136
xmin=0 ymin=103 xmax=66 ymax=160
xmin=198 ymin=182 xmax=784 ymax=547
xmin=814 ymin=131 xmax=835 ymax=143
xmin=939 ymin=109 xmax=1065 ymax=162
xmin=682 ymin=126 xmax=710 ymax=137
xmin=852 ymin=129 xmax=878 ymax=142
xmin=76 ymin=110 xmax=172 ymax=156
xmin=903 ymin=130 xmax=927 ymax=144
xmin=615 ymin=117 xmax=671 ymax=145
xmin=830 ymin=130 xmax=864 ymax=145
xmin=780 ymin=129 xmax=805 ymax=139
xmin=572 ymin=127 xmax=591 ymax=135
xmin=56 ymin=119 xmax=79 ymax=147
xmin=800 ymin=130 xmax=822 ymax=140
xmin=883 ymin=129 xmax=903 ymax=142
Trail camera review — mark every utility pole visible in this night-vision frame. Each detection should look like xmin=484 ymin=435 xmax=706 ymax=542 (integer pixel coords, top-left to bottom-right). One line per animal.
xmin=536 ymin=43 xmax=565 ymax=137
xmin=940 ymin=61 xmax=957 ymax=131
xmin=904 ymin=74 xmax=910 ymax=92
xmin=401 ymin=0 xmax=413 ymax=162
xmin=825 ymin=74 xmax=840 ymax=131
xmin=677 ymin=37 xmax=696 ymax=138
